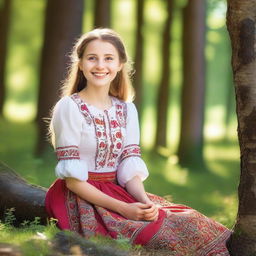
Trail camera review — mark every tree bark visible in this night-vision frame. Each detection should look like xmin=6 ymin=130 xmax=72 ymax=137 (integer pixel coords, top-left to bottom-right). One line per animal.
xmin=0 ymin=0 xmax=11 ymax=117
xmin=177 ymin=0 xmax=206 ymax=168
xmin=0 ymin=161 xmax=47 ymax=225
xmin=155 ymin=0 xmax=174 ymax=149
xmin=35 ymin=0 xmax=84 ymax=155
xmin=133 ymin=0 xmax=145 ymax=118
xmin=224 ymin=68 xmax=235 ymax=141
xmin=226 ymin=0 xmax=256 ymax=255
xmin=94 ymin=0 xmax=111 ymax=28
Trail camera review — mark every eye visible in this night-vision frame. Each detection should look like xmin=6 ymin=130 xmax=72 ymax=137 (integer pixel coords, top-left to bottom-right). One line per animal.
xmin=88 ymin=56 xmax=96 ymax=61
xmin=105 ymin=56 xmax=114 ymax=61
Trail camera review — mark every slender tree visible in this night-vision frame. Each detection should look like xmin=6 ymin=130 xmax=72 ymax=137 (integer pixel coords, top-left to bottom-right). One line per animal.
xmin=0 ymin=0 xmax=11 ymax=116
xmin=155 ymin=0 xmax=174 ymax=149
xmin=133 ymin=0 xmax=145 ymax=117
xmin=177 ymin=0 xmax=206 ymax=167
xmin=94 ymin=0 xmax=111 ymax=28
xmin=36 ymin=0 xmax=84 ymax=155
xmin=226 ymin=0 xmax=256 ymax=254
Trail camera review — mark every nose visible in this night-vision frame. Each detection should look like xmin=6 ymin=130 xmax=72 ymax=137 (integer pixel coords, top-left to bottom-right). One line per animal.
xmin=95 ymin=59 xmax=105 ymax=69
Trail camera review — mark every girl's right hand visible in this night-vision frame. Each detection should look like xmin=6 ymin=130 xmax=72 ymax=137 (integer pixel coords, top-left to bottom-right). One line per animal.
xmin=119 ymin=202 xmax=156 ymax=221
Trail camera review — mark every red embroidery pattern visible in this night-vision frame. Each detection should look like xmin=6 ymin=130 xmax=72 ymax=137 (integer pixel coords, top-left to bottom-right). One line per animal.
xmin=95 ymin=206 xmax=148 ymax=241
xmin=65 ymin=183 xmax=230 ymax=254
xmin=145 ymin=193 xmax=231 ymax=255
xmin=56 ymin=145 xmax=80 ymax=160
xmin=66 ymin=189 xmax=97 ymax=237
xmin=70 ymin=93 xmax=127 ymax=171
xmin=92 ymin=115 xmax=108 ymax=169
xmin=105 ymin=111 xmax=123 ymax=168
xmin=120 ymin=144 xmax=141 ymax=162
xmin=71 ymin=94 xmax=92 ymax=125
xmin=88 ymin=171 xmax=117 ymax=183
xmin=115 ymin=101 xmax=127 ymax=128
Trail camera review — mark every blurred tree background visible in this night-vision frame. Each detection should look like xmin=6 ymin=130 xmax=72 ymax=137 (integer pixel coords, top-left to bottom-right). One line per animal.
xmin=0 ymin=0 xmax=238 ymax=228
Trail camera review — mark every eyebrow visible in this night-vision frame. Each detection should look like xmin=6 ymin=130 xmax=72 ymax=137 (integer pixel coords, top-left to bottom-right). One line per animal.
xmin=86 ymin=53 xmax=115 ymax=57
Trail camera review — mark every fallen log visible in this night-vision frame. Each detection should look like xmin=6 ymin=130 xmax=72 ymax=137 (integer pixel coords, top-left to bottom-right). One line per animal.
xmin=0 ymin=161 xmax=48 ymax=225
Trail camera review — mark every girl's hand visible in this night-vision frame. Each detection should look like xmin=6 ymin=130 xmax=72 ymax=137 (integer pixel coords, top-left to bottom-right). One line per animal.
xmin=143 ymin=203 xmax=159 ymax=221
xmin=119 ymin=202 xmax=159 ymax=221
xmin=118 ymin=202 xmax=153 ymax=221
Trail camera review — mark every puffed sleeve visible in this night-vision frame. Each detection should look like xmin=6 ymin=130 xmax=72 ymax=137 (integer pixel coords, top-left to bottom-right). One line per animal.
xmin=117 ymin=102 xmax=149 ymax=187
xmin=51 ymin=96 xmax=88 ymax=181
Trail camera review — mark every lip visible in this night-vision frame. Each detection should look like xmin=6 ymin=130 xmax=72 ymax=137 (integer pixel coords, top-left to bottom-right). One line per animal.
xmin=91 ymin=72 xmax=109 ymax=78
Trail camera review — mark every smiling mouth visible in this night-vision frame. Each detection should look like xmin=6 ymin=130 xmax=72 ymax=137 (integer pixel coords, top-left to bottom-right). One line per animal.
xmin=92 ymin=72 xmax=109 ymax=77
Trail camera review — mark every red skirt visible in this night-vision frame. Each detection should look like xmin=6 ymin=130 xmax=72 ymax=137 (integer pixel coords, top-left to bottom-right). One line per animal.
xmin=45 ymin=172 xmax=231 ymax=255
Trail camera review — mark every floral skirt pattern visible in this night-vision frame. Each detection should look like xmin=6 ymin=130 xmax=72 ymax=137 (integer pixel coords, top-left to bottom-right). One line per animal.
xmin=45 ymin=177 xmax=231 ymax=256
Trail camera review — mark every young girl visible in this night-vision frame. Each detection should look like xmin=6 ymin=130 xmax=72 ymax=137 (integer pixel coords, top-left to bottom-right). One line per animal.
xmin=45 ymin=28 xmax=231 ymax=255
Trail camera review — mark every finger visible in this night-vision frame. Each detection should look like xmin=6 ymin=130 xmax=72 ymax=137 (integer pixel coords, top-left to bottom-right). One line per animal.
xmin=137 ymin=203 xmax=152 ymax=209
xmin=142 ymin=208 xmax=155 ymax=215
xmin=143 ymin=205 xmax=157 ymax=214
xmin=144 ymin=209 xmax=159 ymax=220
xmin=144 ymin=211 xmax=156 ymax=220
xmin=144 ymin=212 xmax=159 ymax=221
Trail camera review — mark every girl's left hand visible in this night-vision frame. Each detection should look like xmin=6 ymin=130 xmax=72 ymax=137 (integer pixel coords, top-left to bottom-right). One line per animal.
xmin=142 ymin=202 xmax=159 ymax=221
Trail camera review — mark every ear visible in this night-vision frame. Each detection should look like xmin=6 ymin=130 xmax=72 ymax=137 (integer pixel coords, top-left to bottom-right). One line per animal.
xmin=118 ymin=63 xmax=123 ymax=72
xmin=78 ymin=61 xmax=82 ymax=71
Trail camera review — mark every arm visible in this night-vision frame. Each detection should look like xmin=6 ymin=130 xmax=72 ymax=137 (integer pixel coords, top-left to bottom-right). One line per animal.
xmin=65 ymin=177 xmax=153 ymax=221
xmin=125 ymin=176 xmax=159 ymax=221
xmin=125 ymin=175 xmax=151 ymax=204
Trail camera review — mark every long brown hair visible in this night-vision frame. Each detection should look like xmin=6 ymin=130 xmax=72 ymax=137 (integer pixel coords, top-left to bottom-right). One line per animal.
xmin=61 ymin=28 xmax=134 ymax=102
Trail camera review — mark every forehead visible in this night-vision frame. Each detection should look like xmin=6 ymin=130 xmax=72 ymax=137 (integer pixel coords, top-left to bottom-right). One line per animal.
xmin=84 ymin=39 xmax=118 ymax=55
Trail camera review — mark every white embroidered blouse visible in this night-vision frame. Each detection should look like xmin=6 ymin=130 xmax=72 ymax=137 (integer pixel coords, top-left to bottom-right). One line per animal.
xmin=52 ymin=93 xmax=149 ymax=187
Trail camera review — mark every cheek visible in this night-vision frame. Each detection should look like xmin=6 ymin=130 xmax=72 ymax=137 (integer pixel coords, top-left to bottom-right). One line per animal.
xmin=110 ymin=63 xmax=122 ymax=73
xmin=81 ymin=63 xmax=93 ymax=73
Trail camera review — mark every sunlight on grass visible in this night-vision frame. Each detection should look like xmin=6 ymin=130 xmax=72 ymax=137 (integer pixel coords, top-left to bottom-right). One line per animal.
xmin=164 ymin=162 xmax=188 ymax=185
xmin=4 ymin=101 xmax=35 ymax=122
xmin=205 ymin=105 xmax=234 ymax=139
xmin=206 ymin=143 xmax=239 ymax=161
xmin=212 ymin=194 xmax=237 ymax=228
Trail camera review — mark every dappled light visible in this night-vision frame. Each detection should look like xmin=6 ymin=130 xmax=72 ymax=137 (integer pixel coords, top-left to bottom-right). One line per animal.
xmin=0 ymin=0 xmax=245 ymax=254
xmin=4 ymin=101 xmax=35 ymax=122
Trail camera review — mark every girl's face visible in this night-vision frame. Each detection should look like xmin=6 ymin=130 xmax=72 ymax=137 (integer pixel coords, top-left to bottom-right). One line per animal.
xmin=79 ymin=39 xmax=123 ymax=90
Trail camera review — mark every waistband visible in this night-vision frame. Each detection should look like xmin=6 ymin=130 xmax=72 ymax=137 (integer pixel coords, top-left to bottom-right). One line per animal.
xmin=88 ymin=171 xmax=117 ymax=183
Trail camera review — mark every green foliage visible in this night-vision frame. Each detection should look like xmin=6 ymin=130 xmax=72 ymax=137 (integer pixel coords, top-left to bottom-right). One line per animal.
xmin=3 ymin=207 xmax=16 ymax=227
xmin=0 ymin=210 xmax=58 ymax=256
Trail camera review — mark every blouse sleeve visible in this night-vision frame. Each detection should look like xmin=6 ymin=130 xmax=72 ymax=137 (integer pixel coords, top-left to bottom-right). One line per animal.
xmin=117 ymin=103 xmax=149 ymax=187
xmin=51 ymin=96 xmax=88 ymax=181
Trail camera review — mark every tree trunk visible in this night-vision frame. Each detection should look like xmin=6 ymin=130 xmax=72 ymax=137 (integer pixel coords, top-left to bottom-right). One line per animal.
xmin=177 ymin=0 xmax=206 ymax=168
xmin=133 ymin=0 xmax=145 ymax=118
xmin=226 ymin=0 xmax=256 ymax=255
xmin=155 ymin=0 xmax=174 ymax=150
xmin=224 ymin=68 xmax=235 ymax=141
xmin=0 ymin=0 xmax=11 ymax=117
xmin=35 ymin=0 xmax=84 ymax=155
xmin=0 ymin=161 xmax=47 ymax=225
xmin=94 ymin=0 xmax=111 ymax=28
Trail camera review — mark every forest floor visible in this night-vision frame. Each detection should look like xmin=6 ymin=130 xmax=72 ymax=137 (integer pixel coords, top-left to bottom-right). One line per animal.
xmin=0 ymin=118 xmax=239 ymax=255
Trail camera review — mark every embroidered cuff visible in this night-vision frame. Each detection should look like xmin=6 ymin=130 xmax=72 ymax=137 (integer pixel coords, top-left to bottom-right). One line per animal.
xmin=56 ymin=145 xmax=80 ymax=160
xmin=120 ymin=144 xmax=141 ymax=162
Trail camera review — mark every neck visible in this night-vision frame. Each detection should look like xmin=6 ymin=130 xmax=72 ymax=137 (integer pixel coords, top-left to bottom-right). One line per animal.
xmin=79 ymin=86 xmax=112 ymax=110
